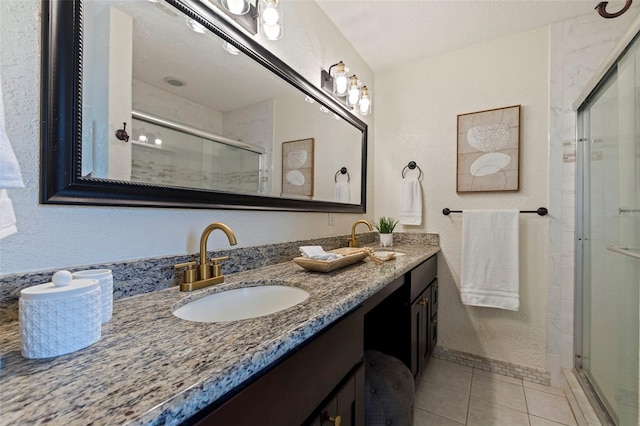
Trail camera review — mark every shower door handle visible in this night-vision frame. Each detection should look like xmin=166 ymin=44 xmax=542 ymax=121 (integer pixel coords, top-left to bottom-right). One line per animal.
xmin=607 ymin=245 xmax=640 ymax=260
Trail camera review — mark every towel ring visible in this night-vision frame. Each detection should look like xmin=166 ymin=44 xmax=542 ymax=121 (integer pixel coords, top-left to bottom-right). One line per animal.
xmin=335 ymin=167 xmax=350 ymax=183
xmin=402 ymin=161 xmax=422 ymax=179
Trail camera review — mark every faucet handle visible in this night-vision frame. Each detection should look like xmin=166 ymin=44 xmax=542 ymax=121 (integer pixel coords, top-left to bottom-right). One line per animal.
xmin=210 ymin=256 xmax=229 ymax=278
xmin=174 ymin=261 xmax=197 ymax=284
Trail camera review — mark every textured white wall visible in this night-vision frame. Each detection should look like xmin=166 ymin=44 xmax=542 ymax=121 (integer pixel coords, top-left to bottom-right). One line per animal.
xmin=375 ymin=27 xmax=549 ymax=369
xmin=0 ymin=0 xmax=373 ymax=275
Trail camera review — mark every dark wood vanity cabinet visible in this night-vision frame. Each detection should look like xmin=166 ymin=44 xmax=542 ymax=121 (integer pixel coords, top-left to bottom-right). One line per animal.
xmin=185 ymin=253 xmax=438 ymax=425
xmin=364 ymin=254 xmax=438 ymax=383
xmin=186 ymin=307 xmax=364 ymax=426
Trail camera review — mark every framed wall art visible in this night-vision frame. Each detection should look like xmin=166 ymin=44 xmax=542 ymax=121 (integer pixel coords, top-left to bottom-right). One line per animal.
xmin=457 ymin=105 xmax=520 ymax=192
xmin=282 ymin=138 xmax=315 ymax=199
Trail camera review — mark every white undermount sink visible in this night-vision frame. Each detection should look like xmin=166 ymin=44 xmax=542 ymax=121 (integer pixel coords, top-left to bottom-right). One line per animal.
xmin=172 ymin=284 xmax=310 ymax=323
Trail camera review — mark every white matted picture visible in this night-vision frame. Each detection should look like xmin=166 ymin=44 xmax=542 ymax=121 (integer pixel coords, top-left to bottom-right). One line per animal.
xmin=457 ymin=105 xmax=520 ymax=192
xmin=282 ymin=138 xmax=314 ymax=198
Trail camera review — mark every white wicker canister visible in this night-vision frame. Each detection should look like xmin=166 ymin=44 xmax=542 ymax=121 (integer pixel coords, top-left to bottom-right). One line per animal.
xmin=72 ymin=269 xmax=113 ymax=323
xmin=19 ymin=271 xmax=101 ymax=359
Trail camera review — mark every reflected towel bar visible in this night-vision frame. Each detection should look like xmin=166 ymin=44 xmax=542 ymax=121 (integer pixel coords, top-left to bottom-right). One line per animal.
xmin=442 ymin=207 xmax=548 ymax=216
xmin=334 ymin=167 xmax=350 ymax=183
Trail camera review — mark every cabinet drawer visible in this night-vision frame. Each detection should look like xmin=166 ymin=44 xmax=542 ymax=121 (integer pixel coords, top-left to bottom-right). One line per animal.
xmin=410 ymin=255 xmax=437 ymax=302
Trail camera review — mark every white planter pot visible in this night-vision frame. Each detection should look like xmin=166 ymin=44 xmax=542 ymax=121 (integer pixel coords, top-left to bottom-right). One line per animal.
xmin=379 ymin=233 xmax=393 ymax=247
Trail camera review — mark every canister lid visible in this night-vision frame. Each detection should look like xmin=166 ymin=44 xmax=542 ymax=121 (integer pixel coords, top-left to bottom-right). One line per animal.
xmin=20 ymin=270 xmax=99 ymax=301
xmin=72 ymin=269 xmax=112 ymax=280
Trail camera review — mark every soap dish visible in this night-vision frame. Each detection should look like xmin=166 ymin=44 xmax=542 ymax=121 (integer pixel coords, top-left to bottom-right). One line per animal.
xmin=293 ymin=247 xmax=368 ymax=273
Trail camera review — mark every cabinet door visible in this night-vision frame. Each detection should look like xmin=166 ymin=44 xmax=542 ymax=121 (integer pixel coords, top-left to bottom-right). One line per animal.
xmin=430 ymin=313 xmax=438 ymax=355
xmin=314 ymin=364 xmax=365 ymax=426
xmin=411 ymin=288 xmax=430 ymax=381
xmin=430 ymin=279 xmax=438 ymax=317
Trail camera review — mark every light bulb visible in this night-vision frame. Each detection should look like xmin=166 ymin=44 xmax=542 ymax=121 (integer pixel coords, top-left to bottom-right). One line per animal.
xmin=359 ymin=97 xmax=370 ymax=115
xmin=334 ymin=114 xmax=341 ymax=121
xmin=320 ymin=106 xmax=329 ymax=113
xmin=262 ymin=1 xmax=280 ymax=25
xmin=154 ymin=138 xmax=162 ymax=145
xmin=263 ymin=23 xmax=282 ymax=40
xmin=224 ymin=0 xmax=249 ymax=15
xmin=359 ymin=86 xmax=370 ymax=115
xmin=335 ymin=76 xmax=347 ymax=96
xmin=138 ymin=134 xmax=147 ymax=143
xmin=347 ymin=75 xmax=360 ymax=106
xmin=348 ymin=88 xmax=360 ymax=106
xmin=304 ymin=96 xmax=315 ymax=104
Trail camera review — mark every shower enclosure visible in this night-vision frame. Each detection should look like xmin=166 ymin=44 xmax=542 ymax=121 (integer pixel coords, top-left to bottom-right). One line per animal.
xmin=576 ymin=31 xmax=640 ymax=425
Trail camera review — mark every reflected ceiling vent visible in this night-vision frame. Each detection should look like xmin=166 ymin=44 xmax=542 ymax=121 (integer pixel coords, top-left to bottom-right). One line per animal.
xmin=164 ymin=77 xmax=187 ymax=87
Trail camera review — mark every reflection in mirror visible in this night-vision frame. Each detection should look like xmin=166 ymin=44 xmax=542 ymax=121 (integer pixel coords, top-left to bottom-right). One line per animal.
xmin=79 ymin=0 xmax=362 ymax=204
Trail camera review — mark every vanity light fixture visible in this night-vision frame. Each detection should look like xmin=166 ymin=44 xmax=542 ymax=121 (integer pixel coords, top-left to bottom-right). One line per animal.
xmin=321 ymin=61 xmax=372 ymax=116
xmin=214 ymin=0 xmax=284 ymax=41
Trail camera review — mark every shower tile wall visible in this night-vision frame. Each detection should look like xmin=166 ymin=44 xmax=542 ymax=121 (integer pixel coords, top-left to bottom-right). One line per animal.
xmin=547 ymin=12 xmax=638 ymax=387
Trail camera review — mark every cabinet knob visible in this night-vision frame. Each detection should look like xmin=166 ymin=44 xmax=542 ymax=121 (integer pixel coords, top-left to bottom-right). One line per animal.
xmin=419 ymin=298 xmax=429 ymax=305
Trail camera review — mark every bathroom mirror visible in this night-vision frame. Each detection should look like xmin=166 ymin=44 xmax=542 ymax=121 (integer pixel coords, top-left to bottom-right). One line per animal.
xmin=41 ymin=0 xmax=367 ymax=212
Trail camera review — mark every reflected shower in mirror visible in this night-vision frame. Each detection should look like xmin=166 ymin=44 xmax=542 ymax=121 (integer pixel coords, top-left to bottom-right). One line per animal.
xmin=79 ymin=0 xmax=362 ymax=204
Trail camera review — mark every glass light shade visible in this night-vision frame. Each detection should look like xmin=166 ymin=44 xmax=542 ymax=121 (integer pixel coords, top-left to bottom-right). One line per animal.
xmin=346 ymin=75 xmax=361 ymax=107
xmin=358 ymin=86 xmax=371 ymax=115
xmin=332 ymin=61 xmax=348 ymax=96
xmin=154 ymin=138 xmax=162 ymax=145
xmin=138 ymin=134 xmax=148 ymax=143
xmin=263 ymin=23 xmax=283 ymax=40
xmin=262 ymin=0 xmax=280 ymax=25
xmin=260 ymin=0 xmax=283 ymax=40
xmin=222 ymin=0 xmax=250 ymax=15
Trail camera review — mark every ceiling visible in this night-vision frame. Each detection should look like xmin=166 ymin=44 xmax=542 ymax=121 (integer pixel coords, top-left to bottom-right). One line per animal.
xmin=315 ymin=0 xmax=637 ymax=72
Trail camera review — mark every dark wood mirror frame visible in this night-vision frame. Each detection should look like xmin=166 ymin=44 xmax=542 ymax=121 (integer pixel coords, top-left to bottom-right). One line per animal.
xmin=40 ymin=0 xmax=367 ymax=212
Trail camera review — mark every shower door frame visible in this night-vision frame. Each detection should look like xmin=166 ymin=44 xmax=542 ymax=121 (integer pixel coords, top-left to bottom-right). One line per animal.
xmin=574 ymin=29 xmax=640 ymax=426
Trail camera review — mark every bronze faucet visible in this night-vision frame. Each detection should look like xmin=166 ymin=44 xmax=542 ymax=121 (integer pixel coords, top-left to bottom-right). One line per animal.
xmin=174 ymin=222 xmax=238 ymax=292
xmin=348 ymin=219 xmax=373 ymax=248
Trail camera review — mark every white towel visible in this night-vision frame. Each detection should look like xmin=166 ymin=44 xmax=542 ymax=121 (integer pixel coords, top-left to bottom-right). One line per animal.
xmin=399 ymin=177 xmax=422 ymax=225
xmin=0 ymin=190 xmax=17 ymax=239
xmin=460 ymin=210 xmax=520 ymax=311
xmin=0 ymin=71 xmax=24 ymax=189
xmin=0 ymin=69 xmax=24 ymax=240
xmin=333 ymin=181 xmax=350 ymax=203
xmin=299 ymin=246 xmax=343 ymax=261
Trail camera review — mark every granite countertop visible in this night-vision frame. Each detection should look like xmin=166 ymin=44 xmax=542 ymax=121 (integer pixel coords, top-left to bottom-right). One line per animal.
xmin=0 ymin=240 xmax=439 ymax=425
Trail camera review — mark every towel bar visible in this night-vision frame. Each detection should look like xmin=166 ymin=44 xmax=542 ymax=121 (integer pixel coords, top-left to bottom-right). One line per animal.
xmin=442 ymin=207 xmax=548 ymax=216
xmin=401 ymin=161 xmax=423 ymax=179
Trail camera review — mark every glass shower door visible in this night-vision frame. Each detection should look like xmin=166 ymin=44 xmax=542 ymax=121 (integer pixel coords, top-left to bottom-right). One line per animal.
xmin=577 ymin=34 xmax=640 ymax=425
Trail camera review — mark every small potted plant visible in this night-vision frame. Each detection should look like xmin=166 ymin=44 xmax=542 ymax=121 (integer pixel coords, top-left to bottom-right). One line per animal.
xmin=373 ymin=216 xmax=398 ymax=247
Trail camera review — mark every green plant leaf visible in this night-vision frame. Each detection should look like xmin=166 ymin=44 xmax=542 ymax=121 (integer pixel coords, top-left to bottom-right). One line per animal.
xmin=372 ymin=216 xmax=398 ymax=234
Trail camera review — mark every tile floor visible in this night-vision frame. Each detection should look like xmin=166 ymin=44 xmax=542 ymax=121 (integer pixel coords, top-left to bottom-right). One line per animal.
xmin=414 ymin=358 xmax=578 ymax=426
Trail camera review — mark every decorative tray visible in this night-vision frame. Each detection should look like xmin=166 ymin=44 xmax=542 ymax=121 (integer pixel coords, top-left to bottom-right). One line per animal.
xmin=293 ymin=247 xmax=369 ymax=273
